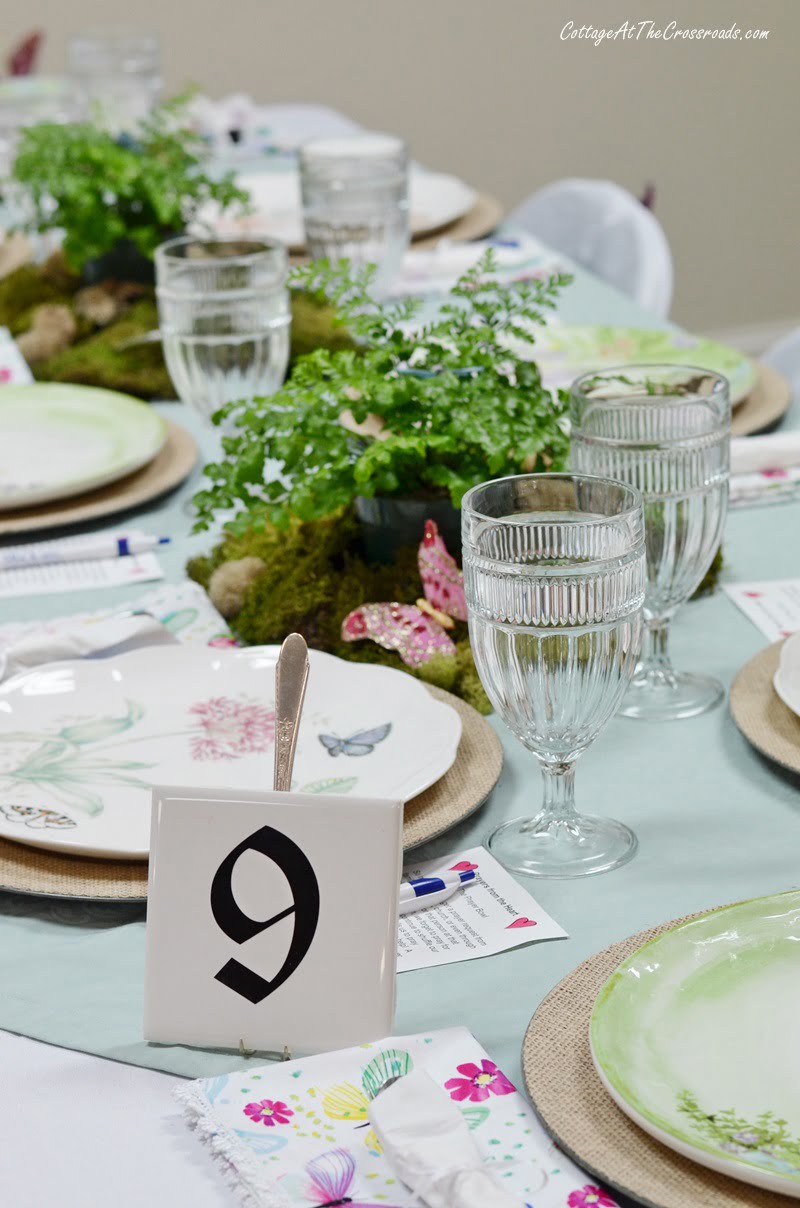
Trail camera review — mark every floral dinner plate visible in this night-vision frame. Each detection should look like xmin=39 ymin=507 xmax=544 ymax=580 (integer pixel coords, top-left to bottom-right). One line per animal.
xmin=0 ymin=383 xmax=167 ymax=509
xmin=0 ymin=646 xmax=462 ymax=859
xmin=591 ymin=891 xmax=800 ymax=1198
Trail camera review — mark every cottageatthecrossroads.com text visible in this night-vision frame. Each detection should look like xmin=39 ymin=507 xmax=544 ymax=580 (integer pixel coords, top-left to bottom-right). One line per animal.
xmin=561 ymin=21 xmax=770 ymax=45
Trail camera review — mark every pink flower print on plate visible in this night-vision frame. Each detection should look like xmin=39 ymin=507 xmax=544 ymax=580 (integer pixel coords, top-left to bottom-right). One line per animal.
xmin=567 ymin=1185 xmax=618 ymax=1207
xmin=242 ymin=1098 xmax=294 ymax=1127
xmin=189 ymin=696 xmax=276 ymax=760
xmin=444 ymin=1058 xmax=515 ymax=1103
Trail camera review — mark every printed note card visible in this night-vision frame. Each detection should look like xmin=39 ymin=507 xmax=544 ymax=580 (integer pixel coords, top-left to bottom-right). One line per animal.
xmin=397 ymin=846 xmax=567 ymax=972
xmin=723 ymin=580 xmax=800 ymax=642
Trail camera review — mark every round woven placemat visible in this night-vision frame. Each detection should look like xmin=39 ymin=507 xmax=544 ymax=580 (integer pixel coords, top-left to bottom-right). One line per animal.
xmin=730 ymin=639 xmax=800 ymax=772
xmin=731 ymin=361 xmax=791 ymax=436
xmin=0 ymin=419 xmax=197 ymax=536
xmin=0 ymin=684 xmax=501 ymax=901
xmin=522 ymin=909 xmax=798 ymax=1208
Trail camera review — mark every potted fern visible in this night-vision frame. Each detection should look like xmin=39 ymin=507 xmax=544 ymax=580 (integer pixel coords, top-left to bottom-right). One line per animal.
xmin=11 ymin=96 xmax=247 ymax=282
xmin=193 ymin=251 xmax=573 ymax=556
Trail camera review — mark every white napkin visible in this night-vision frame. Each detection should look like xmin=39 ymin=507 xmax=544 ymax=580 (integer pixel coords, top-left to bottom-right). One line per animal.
xmin=368 ymin=1070 xmax=527 ymax=1208
xmin=730 ymin=433 xmax=800 ymax=508
xmin=731 ymin=433 xmax=800 ymax=474
xmin=0 ymin=613 xmax=178 ymax=682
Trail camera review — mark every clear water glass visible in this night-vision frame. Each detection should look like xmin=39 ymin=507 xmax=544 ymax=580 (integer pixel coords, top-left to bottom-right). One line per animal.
xmin=462 ymin=473 xmax=646 ymax=877
xmin=570 ymin=366 xmax=730 ymax=721
xmin=155 ymin=236 xmax=291 ymax=425
xmin=299 ymin=133 xmax=409 ymax=295
xmin=68 ymin=28 xmax=161 ymax=132
xmin=0 ymin=76 xmax=83 ymax=178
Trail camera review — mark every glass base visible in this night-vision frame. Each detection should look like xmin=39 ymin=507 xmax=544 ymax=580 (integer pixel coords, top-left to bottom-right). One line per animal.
xmin=620 ymin=668 xmax=724 ymax=721
xmin=487 ymin=813 xmax=638 ymax=878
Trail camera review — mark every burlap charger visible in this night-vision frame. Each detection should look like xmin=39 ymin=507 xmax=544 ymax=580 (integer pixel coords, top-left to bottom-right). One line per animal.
xmin=0 ymin=419 xmax=197 ymax=536
xmin=729 ymin=639 xmax=800 ymax=773
xmin=0 ymin=684 xmax=501 ymax=901
xmin=522 ymin=909 xmax=798 ymax=1208
xmin=731 ymin=361 xmax=791 ymax=437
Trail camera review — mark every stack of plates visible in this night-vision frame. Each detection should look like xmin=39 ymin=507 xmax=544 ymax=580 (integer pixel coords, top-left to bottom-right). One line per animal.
xmin=0 ymin=384 xmax=197 ymax=534
xmin=524 ymin=893 xmax=800 ymax=1205
xmin=0 ymin=646 xmax=502 ymax=898
xmin=591 ymin=893 xmax=800 ymax=1200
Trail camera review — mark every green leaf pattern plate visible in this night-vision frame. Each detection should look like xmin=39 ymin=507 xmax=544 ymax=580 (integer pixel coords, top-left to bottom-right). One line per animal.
xmin=0 ymin=383 xmax=167 ymax=509
xmin=591 ymin=891 xmax=800 ymax=1198
xmin=511 ymin=322 xmax=757 ymax=405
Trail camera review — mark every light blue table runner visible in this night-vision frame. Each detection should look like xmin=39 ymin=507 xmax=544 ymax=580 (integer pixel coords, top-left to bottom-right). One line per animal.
xmin=0 ymin=268 xmax=796 ymax=1098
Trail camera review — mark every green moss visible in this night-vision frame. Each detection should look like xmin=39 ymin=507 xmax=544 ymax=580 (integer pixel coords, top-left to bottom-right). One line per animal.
xmin=187 ymin=510 xmax=492 ymax=713
xmin=693 ymin=546 xmax=723 ymax=599
xmin=0 ymin=264 xmax=78 ymax=334
xmin=35 ymin=299 xmax=175 ymax=398
xmin=288 ymin=290 xmax=356 ymax=362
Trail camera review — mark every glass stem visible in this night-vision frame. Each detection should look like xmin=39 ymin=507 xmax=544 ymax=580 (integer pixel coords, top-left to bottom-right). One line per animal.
xmin=637 ymin=618 xmax=677 ymax=686
xmin=533 ymin=761 xmax=577 ymax=826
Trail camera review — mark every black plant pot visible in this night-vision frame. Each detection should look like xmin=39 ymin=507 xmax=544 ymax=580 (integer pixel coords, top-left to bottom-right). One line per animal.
xmin=81 ymin=238 xmax=157 ymax=285
xmin=355 ymin=495 xmax=461 ymax=563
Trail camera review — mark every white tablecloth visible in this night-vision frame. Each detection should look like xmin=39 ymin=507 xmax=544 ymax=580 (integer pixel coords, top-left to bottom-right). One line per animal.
xmin=0 ymin=1030 xmax=232 ymax=1207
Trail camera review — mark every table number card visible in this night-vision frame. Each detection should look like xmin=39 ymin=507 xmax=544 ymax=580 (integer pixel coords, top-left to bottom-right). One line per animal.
xmin=144 ymin=785 xmax=403 ymax=1054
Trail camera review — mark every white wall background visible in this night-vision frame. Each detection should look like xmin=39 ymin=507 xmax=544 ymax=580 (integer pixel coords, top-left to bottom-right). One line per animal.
xmin=22 ymin=0 xmax=799 ymax=331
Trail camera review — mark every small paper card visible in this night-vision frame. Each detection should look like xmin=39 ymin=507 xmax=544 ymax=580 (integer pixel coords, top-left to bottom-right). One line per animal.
xmin=723 ymin=579 xmax=800 ymax=641
xmin=0 ymin=326 xmax=33 ymax=385
xmin=397 ymin=845 xmax=567 ymax=972
xmin=145 ymin=785 xmax=402 ymax=1055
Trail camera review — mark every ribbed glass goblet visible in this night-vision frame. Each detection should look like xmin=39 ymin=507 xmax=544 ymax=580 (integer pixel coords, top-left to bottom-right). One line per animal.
xmin=570 ymin=366 xmax=730 ymax=721
xmin=462 ymin=473 xmax=646 ymax=878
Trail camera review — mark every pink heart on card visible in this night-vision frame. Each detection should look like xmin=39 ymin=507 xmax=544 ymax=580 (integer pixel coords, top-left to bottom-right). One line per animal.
xmin=744 ymin=591 xmax=763 ymax=598
xmin=450 ymin=861 xmax=479 ymax=872
xmin=506 ymin=917 xmax=537 ymax=929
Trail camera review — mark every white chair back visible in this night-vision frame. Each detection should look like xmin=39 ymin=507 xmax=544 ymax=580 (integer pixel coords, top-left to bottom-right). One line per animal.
xmin=509 ymin=178 xmax=673 ymax=317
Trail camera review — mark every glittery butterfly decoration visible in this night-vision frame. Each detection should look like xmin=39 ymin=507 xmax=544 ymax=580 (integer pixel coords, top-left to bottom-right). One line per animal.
xmin=281 ymin=1146 xmax=400 ymax=1207
xmin=341 ymin=520 xmax=467 ymax=668
xmin=318 ymin=724 xmax=391 ymax=758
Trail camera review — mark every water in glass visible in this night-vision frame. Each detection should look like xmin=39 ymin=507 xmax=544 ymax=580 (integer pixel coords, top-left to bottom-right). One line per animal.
xmin=156 ymin=237 xmax=291 ymax=425
xmin=570 ymin=367 xmax=730 ymax=720
xmin=463 ymin=473 xmax=646 ymax=877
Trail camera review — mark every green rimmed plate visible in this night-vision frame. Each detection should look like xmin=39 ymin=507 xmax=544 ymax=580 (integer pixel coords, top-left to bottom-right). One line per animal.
xmin=521 ymin=323 xmax=757 ymax=405
xmin=591 ymin=891 xmax=800 ymax=1198
xmin=0 ymin=384 xmax=167 ymax=510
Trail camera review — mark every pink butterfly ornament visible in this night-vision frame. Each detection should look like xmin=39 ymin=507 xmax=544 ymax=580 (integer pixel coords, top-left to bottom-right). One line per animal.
xmin=341 ymin=521 xmax=465 ymax=668
xmin=418 ymin=520 xmax=467 ymax=620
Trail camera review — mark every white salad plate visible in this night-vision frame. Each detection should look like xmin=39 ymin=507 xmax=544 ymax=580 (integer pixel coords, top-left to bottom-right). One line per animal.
xmin=0 ymin=645 xmax=462 ymax=859
xmin=0 ymin=384 xmax=167 ymax=510
xmin=773 ymin=632 xmax=800 ymax=717
xmin=204 ymin=167 xmax=478 ymax=247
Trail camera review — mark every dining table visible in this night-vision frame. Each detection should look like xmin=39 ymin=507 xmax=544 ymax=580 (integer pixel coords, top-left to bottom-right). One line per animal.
xmin=0 ymin=232 xmax=797 ymax=1208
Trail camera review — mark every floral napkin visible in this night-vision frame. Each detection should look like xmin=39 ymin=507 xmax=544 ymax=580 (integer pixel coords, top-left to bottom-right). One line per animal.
xmin=0 ymin=580 xmax=234 ymax=656
xmin=176 ymin=1026 xmax=617 ymax=1208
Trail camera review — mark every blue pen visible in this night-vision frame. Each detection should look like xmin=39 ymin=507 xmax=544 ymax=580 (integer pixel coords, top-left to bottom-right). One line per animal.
xmin=0 ymin=535 xmax=171 ymax=572
xmin=398 ymin=868 xmax=476 ymax=914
